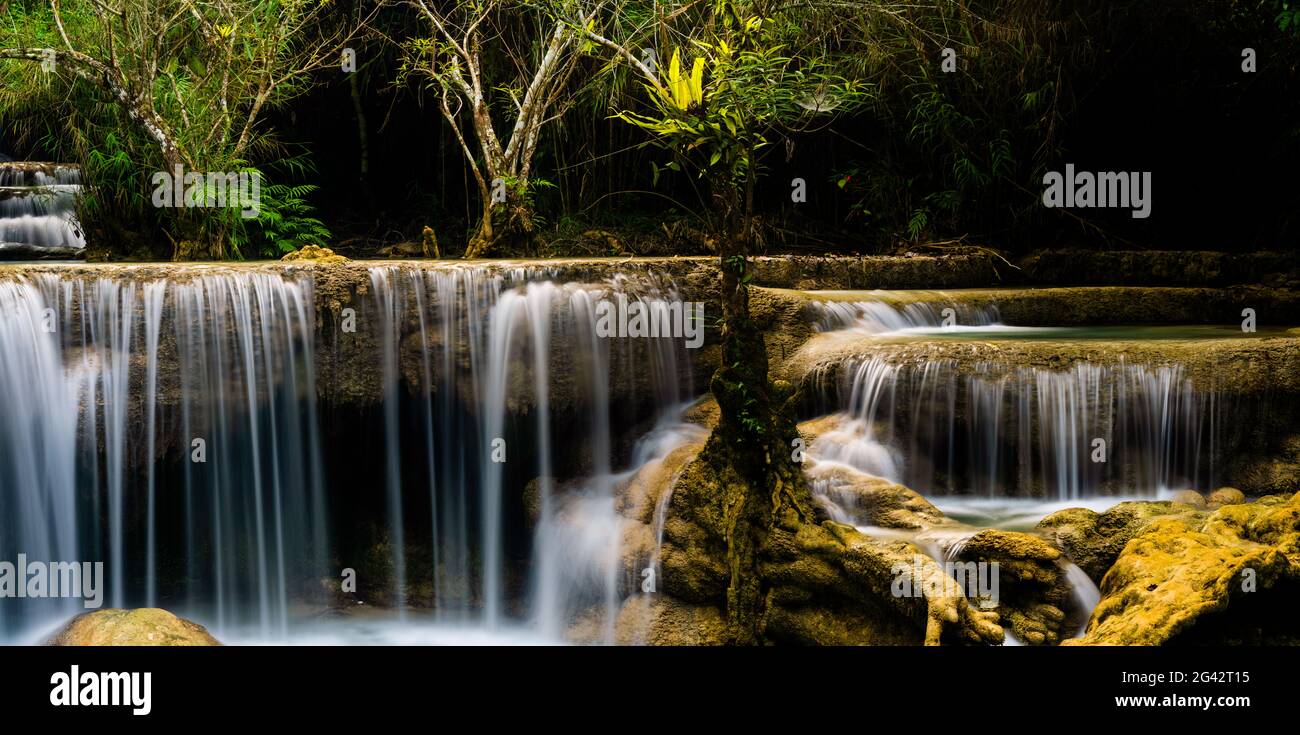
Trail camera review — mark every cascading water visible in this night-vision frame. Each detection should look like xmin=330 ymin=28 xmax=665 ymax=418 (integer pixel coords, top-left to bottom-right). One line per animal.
xmin=0 ymin=280 xmax=82 ymax=638
xmin=363 ymin=265 xmax=697 ymax=642
xmin=0 ymin=161 xmax=86 ymax=258
xmin=817 ymin=356 xmax=1214 ymax=499
xmin=806 ymin=294 xmax=1219 ymax=500
xmin=798 ymin=294 xmax=1228 ymax=639
xmin=0 ymin=269 xmax=329 ymax=642
xmin=0 ymin=262 xmax=700 ymax=644
xmin=810 ymin=297 xmax=1001 ymax=334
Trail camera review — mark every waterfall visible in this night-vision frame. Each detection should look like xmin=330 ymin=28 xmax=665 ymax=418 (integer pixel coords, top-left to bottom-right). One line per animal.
xmin=0 ymin=280 xmax=81 ymax=640
xmin=0 ymin=260 xmax=701 ymax=643
xmin=811 ymin=298 xmax=1001 ymax=334
xmin=0 ymin=270 xmax=327 ymax=642
xmin=347 ymin=265 xmax=698 ymax=640
xmin=0 ymin=162 xmax=86 ymax=258
xmin=818 ymin=355 xmax=1214 ymax=499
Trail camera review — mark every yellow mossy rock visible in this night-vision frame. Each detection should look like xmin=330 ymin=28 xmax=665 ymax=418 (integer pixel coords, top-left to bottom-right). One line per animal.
xmin=1066 ymin=492 xmax=1300 ymax=645
xmin=47 ymin=608 xmax=221 ymax=646
xmin=1036 ymin=501 xmax=1198 ymax=583
xmin=804 ymin=461 xmax=949 ymax=530
xmin=1207 ymin=487 xmax=1246 ymax=506
xmin=281 ymin=244 xmax=348 ymax=264
xmin=610 ymin=594 xmax=727 ymax=646
xmin=1170 ymin=489 xmax=1207 ymax=508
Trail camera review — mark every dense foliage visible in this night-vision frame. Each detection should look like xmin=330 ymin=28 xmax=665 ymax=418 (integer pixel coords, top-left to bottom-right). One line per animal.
xmin=2 ymin=0 xmax=1297 ymax=259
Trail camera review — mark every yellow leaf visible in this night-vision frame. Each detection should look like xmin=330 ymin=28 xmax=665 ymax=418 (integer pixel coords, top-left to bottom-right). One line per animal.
xmin=689 ymin=57 xmax=705 ymax=105
xmin=668 ymin=49 xmax=685 ymax=108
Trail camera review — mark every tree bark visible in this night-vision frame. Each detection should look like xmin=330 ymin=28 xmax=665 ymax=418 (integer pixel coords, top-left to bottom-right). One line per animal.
xmin=706 ymin=175 xmax=814 ymax=644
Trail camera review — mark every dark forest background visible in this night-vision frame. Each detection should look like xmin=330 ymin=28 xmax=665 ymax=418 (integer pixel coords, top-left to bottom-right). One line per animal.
xmin=3 ymin=0 xmax=1299 ymax=259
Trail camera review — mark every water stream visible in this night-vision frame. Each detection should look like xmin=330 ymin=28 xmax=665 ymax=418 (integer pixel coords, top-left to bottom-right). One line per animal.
xmin=0 ymin=264 xmax=702 ymax=643
xmin=0 ymin=161 xmax=85 ymax=258
xmin=0 ymin=270 xmax=1268 ymax=644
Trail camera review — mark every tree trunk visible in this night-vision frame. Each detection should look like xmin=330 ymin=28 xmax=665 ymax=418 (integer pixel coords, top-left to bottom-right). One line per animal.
xmin=463 ymin=183 xmax=538 ymax=259
xmin=705 ymin=177 xmax=814 ymax=644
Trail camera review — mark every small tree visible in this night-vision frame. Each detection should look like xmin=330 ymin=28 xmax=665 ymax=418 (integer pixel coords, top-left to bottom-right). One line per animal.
xmin=586 ymin=0 xmax=869 ymax=641
xmin=405 ymin=0 xmax=605 ymax=257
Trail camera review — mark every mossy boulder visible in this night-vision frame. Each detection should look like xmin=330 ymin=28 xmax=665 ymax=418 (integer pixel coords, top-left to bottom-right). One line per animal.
xmin=1208 ymin=487 xmax=1246 ymax=506
xmin=1067 ymin=492 xmax=1300 ymax=645
xmin=281 ymin=244 xmax=349 ymax=264
xmin=1170 ymin=490 xmax=1207 ymax=508
xmin=659 ymin=437 xmax=1003 ymax=645
xmin=612 ymin=594 xmax=727 ymax=645
xmin=804 ymin=460 xmax=949 ymax=530
xmin=1035 ymin=501 xmax=1199 ymax=584
xmin=47 ymin=608 xmax=220 ymax=646
xmin=762 ymin=521 xmax=1004 ymax=645
xmin=949 ymin=529 xmax=1072 ymax=645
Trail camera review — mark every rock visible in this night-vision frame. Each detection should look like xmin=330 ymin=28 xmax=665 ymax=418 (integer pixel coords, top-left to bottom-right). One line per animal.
xmin=1208 ymin=487 xmax=1246 ymax=506
xmin=1171 ymin=489 xmax=1207 ymax=508
xmin=281 ymin=244 xmax=348 ymax=264
xmin=421 ymin=226 xmax=440 ymax=258
xmin=1036 ymin=501 xmax=1199 ymax=584
xmin=762 ymin=521 xmax=1004 ymax=645
xmin=660 ymin=439 xmax=1003 ymax=645
xmin=1233 ymin=435 xmax=1300 ymax=495
xmin=748 ymin=287 xmax=816 ymax=365
xmin=522 ymin=476 xmax=554 ymax=530
xmin=1067 ymin=492 xmax=1300 ymax=645
xmin=47 ymin=608 xmax=220 ymax=646
xmin=947 ymin=529 xmax=1073 ymax=645
xmin=804 ymin=461 xmax=949 ymax=530
xmin=681 ymin=395 xmax=720 ymax=429
xmin=611 ymin=595 xmax=727 ymax=645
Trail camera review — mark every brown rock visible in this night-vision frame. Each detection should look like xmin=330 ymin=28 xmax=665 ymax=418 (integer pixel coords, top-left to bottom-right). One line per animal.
xmin=47 ymin=608 xmax=220 ymax=646
xmin=1207 ymin=487 xmax=1246 ymax=506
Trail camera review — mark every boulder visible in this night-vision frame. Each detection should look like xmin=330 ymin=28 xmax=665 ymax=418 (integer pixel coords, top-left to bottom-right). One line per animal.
xmin=47 ymin=608 xmax=220 ymax=646
xmin=280 ymin=244 xmax=348 ymax=263
xmin=804 ymin=460 xmax=949 ymax=530
xmin=1035 ymin=501 xmax=1199 ymax=584
xmin=1208 ymin=487 xmax=1246 ymax=506
xmin=948 ymin=529 xmax=1072 ymax=645
xmin=1170 ymin=489 xmax=1207 ymax=508
xmin=660 ymin=439 xmax=1003 ymax=645
xmin=762 ymin=521 xmax=1003 ymax=645
xmin=612 ymin=594 xmax=727 ymax=645
xmin=1067 ymin=492 xmax=1300 ymax=645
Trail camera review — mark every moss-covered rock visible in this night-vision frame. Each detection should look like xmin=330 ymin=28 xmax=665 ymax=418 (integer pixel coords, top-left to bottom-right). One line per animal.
xmin=611 ymin=594 xmax=727 ymax=645
xmin=762 ymin=520 xmax=1004 ymax=645
xmin=804 ymin=460 xmax=949 ymax=530
xmin=1171 ymin=490 xmax=1207 ymax=508
xmin=1067 ymin=492 xmax=1300 ymax=645
xmin=281 ymin=244 xmax=349 ymax=264
xmin=47 ymin=608 xmax=220 ymax=646
xmin=1035 ymin=501 xmax=1199 ymax=583
xmin=949 ymin=529 xmax=1073 ymax=645
xmin=1208 ymin=487 xmax=1246 ymax=506
xmin=658 ymin=429 xmax=1003 ymax=644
